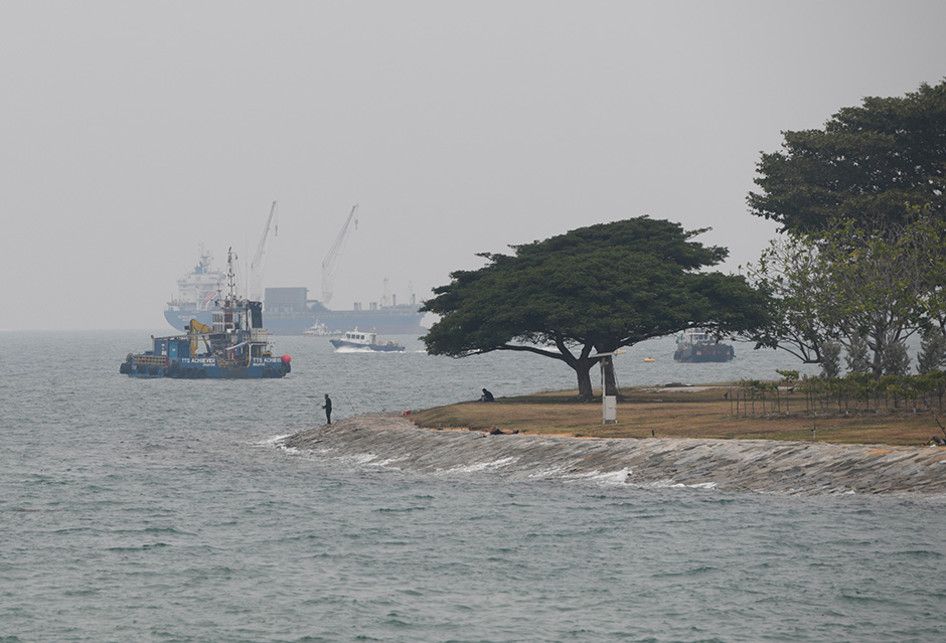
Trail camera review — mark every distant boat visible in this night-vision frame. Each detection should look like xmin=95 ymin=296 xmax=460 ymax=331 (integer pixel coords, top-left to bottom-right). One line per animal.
xmin=302 ymin=321 xmax=342 ymax=337
xmin=330 ymin=329 xmax=405 ymax=352
xmin=673 ymin=329 xmax=734 ymax=363
xmin=643 ymin=357 xmax=656 ymax=363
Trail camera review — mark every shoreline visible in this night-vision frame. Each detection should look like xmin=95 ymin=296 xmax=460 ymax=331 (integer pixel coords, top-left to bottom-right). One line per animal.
xmin=282 ymin=414 xmax=946 ymax=495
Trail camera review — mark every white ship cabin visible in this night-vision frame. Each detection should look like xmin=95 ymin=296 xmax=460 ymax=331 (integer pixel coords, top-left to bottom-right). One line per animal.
xmin=343 ymin=329 xmax=377 ymax=345
xmin=678 ymin=329 xmax=712 ymax=345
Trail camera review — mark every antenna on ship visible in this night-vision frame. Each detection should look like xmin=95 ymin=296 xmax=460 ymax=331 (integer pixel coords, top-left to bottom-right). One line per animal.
xmin=226 ymin=246 xmax=239 ymax=304
xmin=320 ymin=203 xmax=359 ymax=305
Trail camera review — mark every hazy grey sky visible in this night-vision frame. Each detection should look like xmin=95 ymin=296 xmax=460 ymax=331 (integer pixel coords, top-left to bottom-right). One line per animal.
xmin=2 ymin=1 xmax=945 ymax=330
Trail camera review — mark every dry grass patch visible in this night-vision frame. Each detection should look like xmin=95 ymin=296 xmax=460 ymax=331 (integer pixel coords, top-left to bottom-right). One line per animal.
xmin=411 ymin=386 xmax=944 ymax=446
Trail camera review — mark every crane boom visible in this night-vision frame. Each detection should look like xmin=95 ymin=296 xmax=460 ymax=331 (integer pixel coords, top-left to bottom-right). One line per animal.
xmin=320 ymin=203 xmax=359 ymax=305
xmin=249 ymin=200 xmax=278 ymax=300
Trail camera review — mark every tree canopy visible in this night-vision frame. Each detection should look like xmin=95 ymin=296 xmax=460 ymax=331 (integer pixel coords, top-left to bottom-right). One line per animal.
xmin=422 ymin=217 xmax=769 ymax=400
xmin=749 ymin=80 xmax=946 ymax=234
xmin=745 ymin=216 xmax=945 ymax=376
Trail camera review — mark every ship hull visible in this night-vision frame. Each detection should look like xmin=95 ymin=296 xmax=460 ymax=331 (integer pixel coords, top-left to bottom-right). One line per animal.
xmin=673 ymin=345 xmax=735 ymax=363
xmin=165 ymin=307 xmax=424 ymax=335
xmin=121 ymin=356 xmax=291 ymax=379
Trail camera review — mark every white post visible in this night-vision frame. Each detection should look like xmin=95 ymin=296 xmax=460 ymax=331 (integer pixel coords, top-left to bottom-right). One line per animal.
xmin=597 ymin=353 xmax=620 ymax=425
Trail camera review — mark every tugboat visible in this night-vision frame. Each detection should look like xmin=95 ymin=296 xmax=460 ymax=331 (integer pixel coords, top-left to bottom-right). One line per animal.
xmin=673 ymin=329 xmax=735 ymax=363
xmin=330 ymin=329 xmax=405 ymax=352
xmin=120 ymin=248 xmax=292 ymax=378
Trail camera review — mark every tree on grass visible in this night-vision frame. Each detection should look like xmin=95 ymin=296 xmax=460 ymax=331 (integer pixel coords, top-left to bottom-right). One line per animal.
xmin=820 ymin=341 xmax=842 ymax=378
xmin=743 ymin=235 xmax=834 ymax=364
xmin=846 ymin=334 xmax=871 ymax=374
xmin=747 ymin=81 xmax=946 ymax=374
xmin=918 ymin=327 xmax=946 ymax=374
xmin=422 ymin=218 xmax=770 ymax=400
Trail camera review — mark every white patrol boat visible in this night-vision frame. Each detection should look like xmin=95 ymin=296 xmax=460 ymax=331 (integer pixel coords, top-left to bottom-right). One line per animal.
xmin=330 ymin=329 xmax=405 ymax=352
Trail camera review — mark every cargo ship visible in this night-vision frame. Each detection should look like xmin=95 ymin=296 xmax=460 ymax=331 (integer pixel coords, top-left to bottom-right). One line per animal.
xmin=124 ymin=249 xmax=292 ymax=378
xmin=164 ymin=255 xmax=425 ymax=335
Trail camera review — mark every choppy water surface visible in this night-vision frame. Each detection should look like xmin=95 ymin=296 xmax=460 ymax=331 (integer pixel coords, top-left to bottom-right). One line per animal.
xmin=2 ymin=331 xmax=944 ymax=641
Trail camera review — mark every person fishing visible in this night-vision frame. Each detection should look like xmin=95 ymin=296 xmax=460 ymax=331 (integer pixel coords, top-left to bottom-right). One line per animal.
xmin=322 ymin=394 xmax=333 ymax=425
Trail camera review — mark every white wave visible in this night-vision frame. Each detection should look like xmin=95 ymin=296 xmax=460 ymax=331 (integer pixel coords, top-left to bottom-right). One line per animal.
xmin=372 ymin=457 xmax=407 ymax=468
xmin=258 ymin=434 xmax=292 ymax=447
xmin=562 ymin=467 xmax=633 ymax=486
xmin=527 ymin=466 xmax=571 ymax=479
xmin=440 ymin=456 xmax=519 ymax=474
xmin=335 ymin=452 xmax=380 ymax=465
xmin=629 ymin=478 xmax=718 ymax=490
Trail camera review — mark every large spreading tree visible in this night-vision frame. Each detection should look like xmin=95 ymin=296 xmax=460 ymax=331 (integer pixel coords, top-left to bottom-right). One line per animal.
xmin=422 ymin=217 xmax=769 ymax=400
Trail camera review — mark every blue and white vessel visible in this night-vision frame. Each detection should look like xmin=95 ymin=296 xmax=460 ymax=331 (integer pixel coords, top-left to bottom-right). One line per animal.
xmin=330 ymin=329 xmax=405 ymax=352
xmin=122 ymin=248 xmax=292 ymax=379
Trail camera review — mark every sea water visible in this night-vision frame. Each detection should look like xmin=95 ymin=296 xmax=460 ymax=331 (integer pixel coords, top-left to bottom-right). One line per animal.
xmin=2 ymin=331 xmax=944 ymax=640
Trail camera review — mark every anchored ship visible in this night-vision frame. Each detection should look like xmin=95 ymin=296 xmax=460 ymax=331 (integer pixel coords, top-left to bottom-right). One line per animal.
xmin=673 ymin=329 xmax=735 ymax=363
xmin=124 ymin=249 xmax=292 ymax=379
xmin=164 ymin=204 xmax=425 ymax=335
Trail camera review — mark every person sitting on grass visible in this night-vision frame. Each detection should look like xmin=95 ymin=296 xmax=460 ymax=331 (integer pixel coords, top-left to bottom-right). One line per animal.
xmin=479 ymin=388 xmax=495 ymax=402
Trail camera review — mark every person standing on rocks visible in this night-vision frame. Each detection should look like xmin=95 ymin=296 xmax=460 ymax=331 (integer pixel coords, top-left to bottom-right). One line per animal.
xmin=322 ymin=394 xmax=332 ymax=425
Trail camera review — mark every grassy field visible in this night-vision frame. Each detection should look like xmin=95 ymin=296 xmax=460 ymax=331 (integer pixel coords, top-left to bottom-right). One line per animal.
xmin=411 ymin=386 xmax=945 ymax=446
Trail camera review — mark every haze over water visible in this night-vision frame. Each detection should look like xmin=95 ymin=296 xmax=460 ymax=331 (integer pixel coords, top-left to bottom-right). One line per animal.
xmin=3 ymin=331 xmax=944 ymax=640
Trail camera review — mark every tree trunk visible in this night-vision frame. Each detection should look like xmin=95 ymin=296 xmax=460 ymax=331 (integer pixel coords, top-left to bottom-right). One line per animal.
xmin=601 ymin=356 xmax=620 ymax=398
xmin=870 ymin=319 xmax=886 ymax=378
xmin=575 ymin=360 xmax=595 ymax=401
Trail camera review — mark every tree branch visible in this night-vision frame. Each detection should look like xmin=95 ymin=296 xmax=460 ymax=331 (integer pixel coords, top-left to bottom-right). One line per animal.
xmin=498 ymin=343 xmax=566 ymax=360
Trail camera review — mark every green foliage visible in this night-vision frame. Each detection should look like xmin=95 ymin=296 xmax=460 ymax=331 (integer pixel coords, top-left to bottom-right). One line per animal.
xmin=747 ymin=217 xmax=944 ymax=377
xmin=423 ymin=218 xmax=771 ymax=398
xmin=882 ymin=340 xmax=911 ymax=376
xmin=820 ymin=341 xmax=842 ymax=378
xmin=743 ymin=235 xmax=833 ymax=363
xmin=746 ymin=81 xmax=946 ymax=378
xmin=727 ymin=372 xmax=946 ymax=419
xmin=918 ymin=327 xmax=946 ymax=374
xmin=749 ymin=81 xmax=946 ymax=234
xmin=846 ymin=334 xmax=871 ymax=374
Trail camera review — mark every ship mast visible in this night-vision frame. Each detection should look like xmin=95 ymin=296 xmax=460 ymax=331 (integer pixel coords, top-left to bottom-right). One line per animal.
xmin=226 ymin=246 xmax=239 ymax=305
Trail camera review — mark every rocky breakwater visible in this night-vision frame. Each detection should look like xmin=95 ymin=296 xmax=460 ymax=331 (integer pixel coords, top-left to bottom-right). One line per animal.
xmin=282 ymin=415 xmax=946 ymax=495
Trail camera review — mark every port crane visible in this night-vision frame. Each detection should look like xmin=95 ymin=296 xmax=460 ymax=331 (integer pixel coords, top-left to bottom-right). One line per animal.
xmin=321 ymin=203 xmax=358 ymax=305
xmin=249 ymin=201 xmax=278 ymax=301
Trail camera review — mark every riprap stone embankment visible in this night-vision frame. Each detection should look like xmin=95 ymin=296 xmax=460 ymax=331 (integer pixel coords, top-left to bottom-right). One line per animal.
xmin=282 ymin=415 xmax=946 ymax=494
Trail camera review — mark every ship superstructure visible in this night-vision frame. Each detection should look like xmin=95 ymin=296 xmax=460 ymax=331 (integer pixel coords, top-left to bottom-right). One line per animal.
xmin=166 ymin=246 xmax=226 ymax=316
